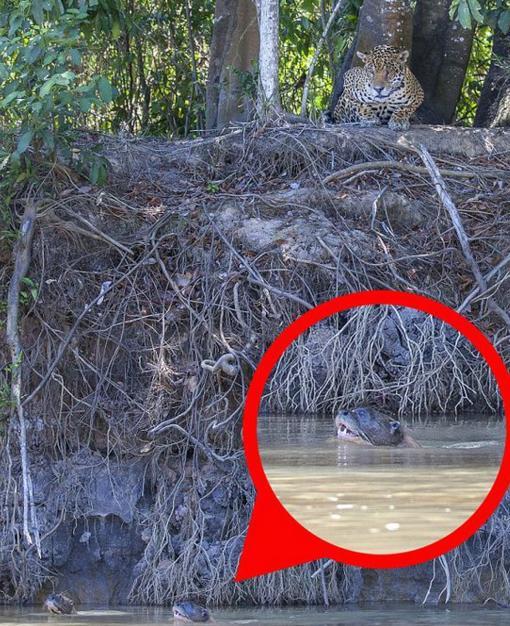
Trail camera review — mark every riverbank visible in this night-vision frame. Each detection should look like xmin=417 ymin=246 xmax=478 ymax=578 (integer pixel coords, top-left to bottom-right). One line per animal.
xmin=0 ymin=122 xmax=509 ymax=606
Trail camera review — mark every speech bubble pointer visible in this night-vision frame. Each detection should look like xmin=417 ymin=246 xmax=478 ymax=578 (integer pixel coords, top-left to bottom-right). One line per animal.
xmin=234 ymin=495 xmax=327 ymax=581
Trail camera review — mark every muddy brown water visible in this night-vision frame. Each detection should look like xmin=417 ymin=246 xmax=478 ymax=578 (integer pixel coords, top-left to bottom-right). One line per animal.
xmin=258 ymin=415 xmax=505 ymax=553
xmin=1 ymin=605 xmax=510 ymax=626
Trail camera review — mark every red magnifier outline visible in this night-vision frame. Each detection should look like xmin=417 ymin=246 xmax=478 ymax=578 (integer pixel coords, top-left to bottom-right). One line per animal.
xmin=236 ymin=290 xmax=510 ymax=578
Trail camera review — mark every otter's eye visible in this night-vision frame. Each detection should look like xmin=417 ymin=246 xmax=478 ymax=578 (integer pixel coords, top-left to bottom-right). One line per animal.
xmin=390 ymin=420 xmax=400 ymax=433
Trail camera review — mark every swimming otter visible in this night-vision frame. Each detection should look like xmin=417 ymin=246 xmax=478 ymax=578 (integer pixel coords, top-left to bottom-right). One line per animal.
xmin=172 ymin=601 xmax=210 ymax=623
xmin=43 ymin=593 xmax=75 ymax=615
xmin=335 ymin=407 xmax=420 ymax=447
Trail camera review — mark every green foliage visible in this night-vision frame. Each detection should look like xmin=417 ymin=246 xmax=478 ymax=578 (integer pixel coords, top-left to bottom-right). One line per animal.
xmin=0 ymin=0 xmax=507 ymax=143
xmin=456 ymin=25 xmax=493 ymax=124
xmin=206 ymin=181 xmax=219 ymax=193
xmin=450 ymin=0 xmax=510 ymax=33
xmin=80 ymin=0 xmax=215 ymax=136
xmin=279 ymin=0 xmax=361 ymax=115
xmin=0 ymin=379 xmax=12 ymax=435
xmin=19 ymin=277 xmax=38 ymax=306
xmin=0 ymin=0 xmax=114 ymax=168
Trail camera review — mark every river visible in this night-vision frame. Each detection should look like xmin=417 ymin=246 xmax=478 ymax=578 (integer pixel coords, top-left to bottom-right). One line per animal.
xmin=258 ymin=414 xmax=504 ymax=553
xmin=0 ymin=605 xmax=509 ymax=625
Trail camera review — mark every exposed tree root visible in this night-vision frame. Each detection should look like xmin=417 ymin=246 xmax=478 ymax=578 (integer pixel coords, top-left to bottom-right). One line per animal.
xmin=0 ymin=123 xmax=509 ymax=606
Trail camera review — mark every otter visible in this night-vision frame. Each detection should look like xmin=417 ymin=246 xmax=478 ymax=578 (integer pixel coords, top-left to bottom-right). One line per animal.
xmin=335 ymin=407 xmax=420 ymax=447
xmin=173 ymin=601 xmax=210 ymax=623
xmin=43 ymin=593 xmax=75 ymax=615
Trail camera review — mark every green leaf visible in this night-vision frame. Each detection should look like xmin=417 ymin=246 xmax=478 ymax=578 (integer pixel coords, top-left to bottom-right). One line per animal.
xmin=457 ymin=1 xmax=472 ymax=28
xmin=41 ymin=130 xmax=55 ymax=151
xmin=79 ymin=97 xmax=94 ymax=112
xmin=42 ymin=51 xmax=58 ymax=66
xmin=90 ymin=159 xmax=101 ymax=184
xmin=499 ymin=10 xmax=510 ymax=33
xmin=17 ymin=130 xmax=33 ymax=155
xmin=467 ymin=0 xmax=483 ymax=23
xmin=97 ymin=76 xmax=113 ymax=103
xmin=112 ymin=19 xmax=121 ymax=40
xmin=8 ymin=14 xmax=23 ymax=37
xmin=0 ymin=91 xmax=21 ymax=108
xmin=40 ymin=76 xmax=56 ymax=96
xmin=25 ymin=44 xmax=42 ymax=64
xmin=32 ymin=0 xmax=45 ymax=25
xmin=60 ymin=70 xmax=76 ymax=81
xmin=69 ymin=48 xmax=82 ymax=65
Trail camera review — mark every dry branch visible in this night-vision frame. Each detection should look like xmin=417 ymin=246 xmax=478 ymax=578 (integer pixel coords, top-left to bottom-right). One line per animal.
xmin=458 ymin=251 xmax=510 ymax=313
xmin=410 ymin=142 xmax=510 ymax=329
xmin=6 ymin=199 xmax=41 ymax=555
xmin=322 ymin=159 xmax=506 ymax=185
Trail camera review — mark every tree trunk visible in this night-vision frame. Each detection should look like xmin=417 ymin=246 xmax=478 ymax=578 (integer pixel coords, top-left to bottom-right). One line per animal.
xmin=475 ymin=30 xmax=510 ymax=127
xmin=257 ymin=0 xmax=281 ymax=118
xmin=206 ymin=0 xmax=259 ymax=130
xmin=353 ymin=0 xmax=413 ymax=63
xmin=411 ymin=0 xmax=474 ymax=124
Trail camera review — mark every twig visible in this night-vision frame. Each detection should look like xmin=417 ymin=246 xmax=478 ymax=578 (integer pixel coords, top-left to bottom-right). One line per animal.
xmin=6 ymin=199 xmax=41 ymax=555
xmin=147 ymin=422 xmax=241 ymax=464
xmin=410 ymin=142 xmax=510 ymax=329
xmin=322 ymin=160 xmax=507 ymax=185
xmin=301 ymin=0 xmax=347 ymax=117
xmin=22 ymin=242 xmax=162 ymax=407
xmin=458 ymin=251 xmax=510 ymax=313
xmin=320 ymin=566 xmax=330 ymax=607
xmin=311 ymin=558 xmax=335 ymax=579
xmin=63 ymin=210 xmax=134 ymax=255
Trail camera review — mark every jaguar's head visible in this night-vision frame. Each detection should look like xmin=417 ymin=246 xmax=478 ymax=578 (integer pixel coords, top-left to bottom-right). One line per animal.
xmin=357 ymin=45 xmax=409 ymax=100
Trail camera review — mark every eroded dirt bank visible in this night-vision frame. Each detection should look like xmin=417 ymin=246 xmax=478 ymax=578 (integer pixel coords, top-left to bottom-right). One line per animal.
xmin=0 ymin=123 xmax=509 ymax=606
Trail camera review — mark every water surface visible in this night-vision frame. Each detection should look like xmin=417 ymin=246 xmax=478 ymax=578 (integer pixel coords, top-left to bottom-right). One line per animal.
xmin=258 ymin=414 xmax=504 ymax=553
xmin=1 ymin=605 xmax=509 ymax=626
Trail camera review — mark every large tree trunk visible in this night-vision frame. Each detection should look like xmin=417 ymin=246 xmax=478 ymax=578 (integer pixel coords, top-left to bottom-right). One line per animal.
xmin=353 ymin=0 xmax=413 ymax=62
xmin=205 ymin=0 xmax=259 ymax=130
xmin=411 ymin=0 xmax=474 ymax=124
xmin=257 ymin=0 xmax=281 ymax=118
xmin=475 ymin=30 xmax=510 ymax=127
xmin=329 ymin=0 xmax=413 ymax=114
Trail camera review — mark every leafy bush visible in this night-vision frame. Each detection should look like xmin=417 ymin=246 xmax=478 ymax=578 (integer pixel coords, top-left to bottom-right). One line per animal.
xmin=450 ymin=0 xmax=510 ymax=32
xmin=0 ymin=0 xmax=112 ymax=180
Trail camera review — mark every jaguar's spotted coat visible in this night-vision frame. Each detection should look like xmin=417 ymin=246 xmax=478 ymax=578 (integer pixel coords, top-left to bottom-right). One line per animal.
xmin=333 ymin=45 xmax=424 ymax=131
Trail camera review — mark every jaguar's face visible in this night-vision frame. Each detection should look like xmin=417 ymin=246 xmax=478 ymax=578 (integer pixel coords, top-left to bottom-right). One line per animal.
xmin=357 ymin=46 xmax=409 ymax=100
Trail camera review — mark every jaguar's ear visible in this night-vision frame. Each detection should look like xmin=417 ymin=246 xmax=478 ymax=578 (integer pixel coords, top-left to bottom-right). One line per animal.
xmin=356 ymin=51 xmax=369 ymax=64
xmin=398 ymin=50 xmax=410 ymax=63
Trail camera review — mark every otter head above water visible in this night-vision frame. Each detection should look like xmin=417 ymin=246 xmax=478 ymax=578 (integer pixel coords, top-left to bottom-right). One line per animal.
xmin=335 ymin=407 xmax=419 ymax=447
xmin=43 ymin=593 xmax=75 ymax=615
xmin=172 ymin=601 xmax=210 ymax=623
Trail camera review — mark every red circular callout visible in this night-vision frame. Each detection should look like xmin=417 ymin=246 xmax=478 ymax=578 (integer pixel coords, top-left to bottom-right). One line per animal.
xmin=238 ymin=290 xmax=510 ymax=576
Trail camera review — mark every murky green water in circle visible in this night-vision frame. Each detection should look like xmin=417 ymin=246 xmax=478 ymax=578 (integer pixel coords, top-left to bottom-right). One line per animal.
xmin=258 ymin=415 xmax=504 ymax=553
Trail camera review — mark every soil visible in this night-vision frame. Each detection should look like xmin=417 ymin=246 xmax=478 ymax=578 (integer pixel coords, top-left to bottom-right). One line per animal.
xmin=0 ymin=121 xmax=509 ymax=607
